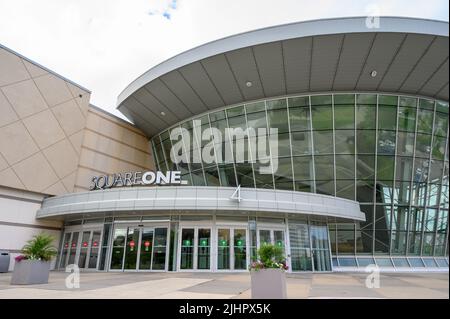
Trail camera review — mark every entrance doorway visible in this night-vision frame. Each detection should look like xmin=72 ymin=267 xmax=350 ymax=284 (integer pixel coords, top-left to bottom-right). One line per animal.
xmin=178 ymin=227 xmax=211 ymax=270
xmin=257 ymin=228 xmax=286 ymax=251
xmin=216 ymin=228 xmax=248 ymax=271
xmin=110 ymin=225 xmax=169 ymax=271
xmin=59 ymin=228 xmax=102 ymax=270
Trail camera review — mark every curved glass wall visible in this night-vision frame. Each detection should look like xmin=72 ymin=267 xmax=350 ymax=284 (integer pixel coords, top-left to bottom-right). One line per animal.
xmin=151 ymin=93 xmax=449 ymax=258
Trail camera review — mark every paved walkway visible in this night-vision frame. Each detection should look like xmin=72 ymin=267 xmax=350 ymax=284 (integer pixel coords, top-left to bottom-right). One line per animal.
xmin=0 ymin=271 xmax=447 ymax=299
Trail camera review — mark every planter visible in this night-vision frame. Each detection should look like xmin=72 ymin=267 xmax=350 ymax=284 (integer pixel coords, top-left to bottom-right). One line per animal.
xmin=250 ymin=268 xmax=287 ymax=299
xmin=10 ymin=260 xmax=51 ymax=285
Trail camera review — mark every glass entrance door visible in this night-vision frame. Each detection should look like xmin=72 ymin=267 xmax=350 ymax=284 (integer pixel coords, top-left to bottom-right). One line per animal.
xmin=59 ymin=232 xmax=72 ymax=268
xmin=76 ymin=230 xmax=102 ymax=269
xmin=152 ymin=228 xmax=168 ymax=270
xmin=197 ymin=228 xmax=211 ymax=270
xmin=67 ymin=231 xmax=79 ymax=265
xmin=217 ymin=228 xmax=248 ymax=271
xmin=137 ymin=227 xmax=168 ymax=270
xmin=217 ymin=229 xmax=230 ymax=270
xmin=59 ymin=229 xmax=102 ymax=270
xmin=258 ymin=230 xmax=271 ymax=246
xmin=110 ymin=225 xmax=169 ymax=271
xmin=124 ymin=228 xmax=140 ymax=270
xmin=111 ymin=228 xmax=126 ymax=269
xmin=257 ymin=229 xmax=285 ymax=250
xmin=78 ymin=231 xmax=91 ymax=268
xmin=87 ymin=231 xmax=101 ymax=268
xmin=138 ymin=228 xmax=154 ymax=270
xmin=179 ymin=227 xmax=211 ymax=270
xmin=310 ymin=225 xmax=332 ymax=271
xmin=180 ymin=228 xmax=194 ymax=269
xmin=233 ymin=229 xmax=247 ymax=270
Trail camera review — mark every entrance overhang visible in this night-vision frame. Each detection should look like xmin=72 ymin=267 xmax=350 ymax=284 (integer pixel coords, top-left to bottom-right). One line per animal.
xmin=37 ymin=186 xmax=365 ymax=221
xmin=116 ymin=17 xmax=449 ymax=136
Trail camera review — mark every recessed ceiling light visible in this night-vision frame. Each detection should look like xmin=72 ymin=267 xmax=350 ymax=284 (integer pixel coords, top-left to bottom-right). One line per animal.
xmin=246 ymin=81 xmax=253 ymax=87
xmin=370 ymin=70 xmax=377 ymax=77
xmin=160 ymin=111 xmax=166 ymax=116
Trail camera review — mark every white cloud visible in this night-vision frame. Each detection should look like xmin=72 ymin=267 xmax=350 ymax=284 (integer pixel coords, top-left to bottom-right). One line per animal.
xmin=0 ymin=0 xmax=448 ymax=121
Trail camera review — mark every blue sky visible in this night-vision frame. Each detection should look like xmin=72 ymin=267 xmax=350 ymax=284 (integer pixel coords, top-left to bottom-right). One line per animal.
xmin=0 ymin=0 xmax=448 ymax=119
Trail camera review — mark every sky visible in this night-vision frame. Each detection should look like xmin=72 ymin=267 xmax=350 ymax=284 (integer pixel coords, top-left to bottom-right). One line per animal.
xmin=0 ymin=0 xmax=448 ymax=120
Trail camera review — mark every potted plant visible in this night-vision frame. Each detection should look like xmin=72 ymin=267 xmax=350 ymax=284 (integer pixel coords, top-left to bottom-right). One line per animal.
xmin=249 ymin=244 xmax=288 ymax=299
xmin=11 ymin=233 xmax=57 ymax=285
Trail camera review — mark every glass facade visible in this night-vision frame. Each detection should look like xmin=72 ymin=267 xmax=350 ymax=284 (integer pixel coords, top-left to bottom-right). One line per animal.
xmin=151 ymin=93 xmax=449 ymax=259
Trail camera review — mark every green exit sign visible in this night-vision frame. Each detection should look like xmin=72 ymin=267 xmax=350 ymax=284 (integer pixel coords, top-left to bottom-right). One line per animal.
xmin=183 ymin=240 xmax=191 ymax=246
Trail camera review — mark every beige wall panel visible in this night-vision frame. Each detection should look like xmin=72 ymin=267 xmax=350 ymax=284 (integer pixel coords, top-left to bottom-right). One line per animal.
xmin=79 ymin=147 xmax=149 ymax=174
xmin=1 ymin=46 xmax=157 ymax=195
xmin=22 ymin=60 xmax=48 ymax=78
xmin=43 ymin=139 xmax=78 ymax=179
xmin=0 ymin=154 xmax=8 ymax=171
xmin=68 ymin=130 xmax=85 ymax=155
xmin=78 ymin=148 xmax=104 ymax=171
xmin=74 ymin=167 xmax=96 ymax=190
xmin=61 ymin=171 xmax=77 ymax=192
xmin=0 ymin=48 xmax=29 ymax=86
xmin=89 ymin=108 xmax=142 ymax=134
xmin=120 ymin=129 xmax=138 ymax=148
xmin=0 ymin=168 xmax=25 ymax=189
xmin=86 ymin=110 xmax=145 ymax=138
xmin=22 ymin=109 xmax=66 ymax=149
xmin=67 ymin=82 xmax=90 ymax=116
xmin=112 ymin=160 xmax=150 ymax=173
xmin=0 ymin=91 xmax=19 ymax=127
xmin=51 ymin=99 xmax=85 ymax=136
xmin=126 ymin=131 xmax=151 ymax=153
xmin=0 ymin=121 xmax=39 ymax=165
xmin=84 ymin=111 xmax=101 ymax=130
xmin=1 ymin=79 xmax=48 ymax=118
xmin=12 ymin=152 xmax=59 ymax=192
xmin=43 ymin=181 xmax=67 ymax=195
xmin=82 ymin=130 xmax=151 ymax=167
xmin=89 ymin=115 xmax=122 ymax=141
xmin=74 ymin=108 xmax=153 ymax=192
xmin=86 ymin=111 xmax=150 ymax=152
xmin=34 ymin=73 xmax=73 ymax=107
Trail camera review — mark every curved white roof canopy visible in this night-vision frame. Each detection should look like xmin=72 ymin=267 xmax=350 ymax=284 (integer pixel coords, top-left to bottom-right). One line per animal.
xmin=117 ymin=16 xmax=449 ymax=136
xmin=36 ymin=186 xmax=365 ymax=221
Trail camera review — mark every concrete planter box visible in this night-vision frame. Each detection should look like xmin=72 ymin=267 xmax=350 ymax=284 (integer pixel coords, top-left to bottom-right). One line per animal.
xmin=10 ymin=260 xmax=50 ymax=285
xmin=250 ymin=268 xmax=287 ymax=299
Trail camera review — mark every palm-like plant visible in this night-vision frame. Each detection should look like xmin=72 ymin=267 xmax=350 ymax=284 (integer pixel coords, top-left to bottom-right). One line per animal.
xmin=21 ymin=233 xmax=57 ymax=261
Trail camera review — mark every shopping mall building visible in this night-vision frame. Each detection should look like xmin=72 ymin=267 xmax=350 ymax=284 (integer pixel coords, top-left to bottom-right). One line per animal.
xmin=0 ymin=17 xmax=448 ymax=273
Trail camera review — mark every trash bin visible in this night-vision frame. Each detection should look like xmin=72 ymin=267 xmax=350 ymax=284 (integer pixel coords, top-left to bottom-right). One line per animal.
xmin=0 ymin=251 xmax=10 ymax=272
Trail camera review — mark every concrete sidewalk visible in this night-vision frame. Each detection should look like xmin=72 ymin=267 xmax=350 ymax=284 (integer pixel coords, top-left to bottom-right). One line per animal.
xmin=0 ymin=271 xmax=447 ymax=299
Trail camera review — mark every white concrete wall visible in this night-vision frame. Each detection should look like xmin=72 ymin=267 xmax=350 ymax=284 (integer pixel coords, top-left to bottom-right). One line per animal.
xmin=0 ymin=186 xmax=62 ymax=271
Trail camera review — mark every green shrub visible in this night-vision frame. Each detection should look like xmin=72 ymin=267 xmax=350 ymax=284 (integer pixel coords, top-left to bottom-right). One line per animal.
xmin=249 ymin=243 xmax=288 ymax=271
xmin=21 ymin=233 xmax=57 ymax=262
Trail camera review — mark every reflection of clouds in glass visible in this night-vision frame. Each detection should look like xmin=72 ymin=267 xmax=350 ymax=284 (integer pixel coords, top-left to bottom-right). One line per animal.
xmin=148 ymin=0 xmax=178 ymax=20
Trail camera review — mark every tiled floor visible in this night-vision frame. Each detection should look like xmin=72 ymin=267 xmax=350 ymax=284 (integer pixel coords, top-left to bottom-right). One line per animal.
xmin=0 ymin=271 xmax=447 ymax=299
